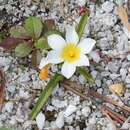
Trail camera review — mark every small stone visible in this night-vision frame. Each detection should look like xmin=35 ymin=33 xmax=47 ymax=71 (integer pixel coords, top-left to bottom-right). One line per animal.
xmin=19 ymin=89 xmax=29 ymax=99
xmin=55 ymin=111 xmax=64 ymax=128
xmin=120 ymin=68 xmax=127 ymax=80
xmin=69 ymin=96 xmax=80 ymax=105
xmin=91 ymin=70 xmax=97 ymax=79
xmin=51 ymin=65 xmax=58 ymax=72
xmin=102 ymin=1 xmax=114 ymax=13
xmin=79 ymin=75 xmax=86 ymax=84
xmin=81 ymin=107 xmax=91 ymax=117
xmin=4 ymin=102 xmax=13 ymax=113
xmin=123 ymin=27 xmax=130 ymax=39
xmin=127 ymin=54 xmax=130 ymax=61
xmin=97 ymin=88 xmax=103 ymax=94
xmin=0 ymin=57 xmax=12 ymax=70
xmin=50 ymin=121 xmax=57 ymax=129
xmin=36 ymin=112 xmax=45 ymax=130
xmin=9 ymin=116 xmax=17 ymax=125
xmin=90 ymin=51 xmax=101 ymax=63
xmin=19 ymin=73 xmax=30 ymax=83
xmin=107 ymin=62 xmax=119 ymax=73
xmin=95 ymin=79 xmax=101 ymax=87
xmin=30 ymin=5 xmax=38 ymax=11
xmin=65 ymin=115 xmax=74 ymax=125
xmin=102 ymin=14 xmax=117 ymax=26
xmin=77 ymin=0 xmax=86 ymax=6
xmin=7 ymin=85 xmax=16 ymax=94
xmin=126 ymin=75 xmax=130 ymax=84
xmin=64 ymin=105 xmax=77 ymax=117
xmin=51 ymin=99 xmax=67 ymax=108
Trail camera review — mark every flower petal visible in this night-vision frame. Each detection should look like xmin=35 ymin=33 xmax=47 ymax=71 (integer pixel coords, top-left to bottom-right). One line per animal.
xmin=66 ymin=26 xmax=79 ymax=44
xmin=48 ymin=34 xmax=66 ymax=50
xmin=47 ymin=50 xmax=63 ymax=64
xmin=39 ymin=57 xmax=49 ymax=69
xmin=74 ymin=54 xmax=90 ymax=66
xmin=78 ymin=38 xmax=96 ymax=54
xmin=61 ymin=62 xmax=76 ymax=79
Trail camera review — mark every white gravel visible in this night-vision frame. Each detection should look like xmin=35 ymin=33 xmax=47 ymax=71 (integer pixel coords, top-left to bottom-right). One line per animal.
xmin=0 ymin=0 xmax=130 ymax=129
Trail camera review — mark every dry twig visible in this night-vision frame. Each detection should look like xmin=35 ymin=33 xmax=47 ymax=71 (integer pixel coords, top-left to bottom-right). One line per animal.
xmin=61 ymin=80 xmax=130 ymax=128
xmin=0 ymin=70 xmax=5 ymax=111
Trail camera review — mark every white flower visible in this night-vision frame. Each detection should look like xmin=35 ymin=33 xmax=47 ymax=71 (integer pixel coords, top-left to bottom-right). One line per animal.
xmin=39 ymin=26 xmax=96 ymax=79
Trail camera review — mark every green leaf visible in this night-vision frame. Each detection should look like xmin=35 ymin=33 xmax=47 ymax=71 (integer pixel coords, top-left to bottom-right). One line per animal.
xmin=34 ymin=38 xmax=48 ymax=49
xmin=15 ymin=43 xmax=32 ymax=57
xmin=10 ymin=25 xmax=27 ymax=38
xmin=0 ymin=32 xmax=6 ymax=43
xmin=30 ymin=73 xmax=62 ymax=120
xmin=0 ymin=127 xmax=12 ymax=130
xmin=77 ymin=12 xmax=88 ymax=39
xmin=77 ymin=67 xmax=94 ymax=84
xmin=24 ymin=16 xmax=43 ymax=39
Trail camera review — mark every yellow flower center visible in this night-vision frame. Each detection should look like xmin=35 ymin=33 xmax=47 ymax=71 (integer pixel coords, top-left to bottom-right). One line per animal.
xmin=61 ymin=43 xmax=80 ymax=63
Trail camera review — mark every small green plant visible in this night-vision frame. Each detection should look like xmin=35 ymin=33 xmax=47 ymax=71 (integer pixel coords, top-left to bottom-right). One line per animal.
xmin=0 ymin=16 xmax=62 ymax=66
xmin=30 ymin=12 xmax=95 ymax=119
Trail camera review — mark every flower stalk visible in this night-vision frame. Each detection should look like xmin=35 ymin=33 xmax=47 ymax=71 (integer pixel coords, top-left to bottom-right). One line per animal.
xmin=30 ymin=73 xmax=62 ymax=120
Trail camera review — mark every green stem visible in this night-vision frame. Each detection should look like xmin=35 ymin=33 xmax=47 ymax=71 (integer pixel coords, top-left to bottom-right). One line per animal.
xmin=30 ymin=73 xmax=62 ymax=120
xmin=77 ymin=67 xmax=94 ymax=84
xmin=77 ymin=12 xmax=88 ymax=39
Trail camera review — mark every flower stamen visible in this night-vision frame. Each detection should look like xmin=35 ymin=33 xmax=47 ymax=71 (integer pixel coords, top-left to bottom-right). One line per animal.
xmin=61 ymin=43 xmax=80 ymax=63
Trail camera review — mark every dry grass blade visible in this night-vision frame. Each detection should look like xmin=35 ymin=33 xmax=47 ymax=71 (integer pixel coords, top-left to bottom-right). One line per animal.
xmin=0 ymin=70 xmax=5 ymax=111
xmin=100 ymin=105 xmax=126 ymax=124
xmin=61 ymin=80 xmax=128 ymax=127
xmin=62 ymin=80 xmax=130 ymax=113
xmin=117 ymin=6 xmax=130 ymax=31
xmin=88 ymin=90 xmax=130 ymax=113
xmin=62 ymin=80 xmax=88 ymax=100
xmin=100 ymin=106 xmax=120 ymax=130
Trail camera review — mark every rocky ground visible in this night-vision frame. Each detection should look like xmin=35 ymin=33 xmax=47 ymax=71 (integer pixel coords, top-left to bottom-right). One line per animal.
xmin=0 ymin=0 xmax=130 ymax=130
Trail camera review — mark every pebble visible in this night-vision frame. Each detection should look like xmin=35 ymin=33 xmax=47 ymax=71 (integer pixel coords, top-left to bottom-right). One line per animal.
xmin=120 ymin=68 xmax=127 ymax=80
xmin=127 ymin=54 xmax=130 ymax=61
xmin=79 ymin=75 xmax=86 ymax=84
xmin=102 ymin=14 xmax=117 ymax=26
xmin=69 ymin=96 xmax=80 ymax=105
xmin=102 ymin=1 xmax=114 ymax=13
xmin=123 ymin=27 xmax=130 ymax=39
xmin=4 ymin=102 xmax=13 ymax=113
xmin=1 ymin=0 xmax=130 ymax=129
xmin=77 ymin=0 xmax=86 ymax=6
xmin=65 ymin=115 xmax=74 ymax=125
xmin=51 ymin=98 xmax=67 ymax=108
xmin=125 ymin=75 xmax=130 ymax=84
xmin=36 ymin=112 xmax=45 ymax=130
xmin=81 ymin=106 xmax=91 ymax=117
xmin=7 ymin=85 xmax=16 ymax=94
xmin=30 ymin=5 xmax=38 ymax=11
xmin=19 ymin=89 xmax=29 ymax=99
xmin=55 ymin=112 xmax=64 ymax=128
xmin=107 ymin=62 xmax=119 ymax=73
xmin=19 ymin=73 xmax=30 ymax=83
xmin=91 ymin=70 xmax=97 ymax=79
xmin=95 ymin=79 xmax=101 ymax=87
xmin=64 ymin=105 xmax=77 ymax=117
xmin=9 ymin=116 xmax=17 ymax=125
xmin=90 ymin=51 xmax=101 ymax=63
